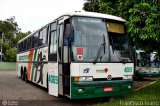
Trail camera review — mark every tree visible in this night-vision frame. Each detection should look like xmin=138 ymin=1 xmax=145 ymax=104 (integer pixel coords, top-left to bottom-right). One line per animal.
xmin=0 ymin=17 xmax=28 ymax=62
xmin=83 ymin=0 xmax=100 ymax=12
xmin=83 ymin=0 xmax=160 ymax=53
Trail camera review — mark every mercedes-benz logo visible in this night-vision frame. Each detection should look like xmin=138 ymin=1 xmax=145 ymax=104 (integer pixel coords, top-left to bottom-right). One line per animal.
xmin=107 ymin=75 xmax=112 ymax=80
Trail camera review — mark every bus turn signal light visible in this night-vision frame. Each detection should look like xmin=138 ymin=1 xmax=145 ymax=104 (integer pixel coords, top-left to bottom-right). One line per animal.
xmin=74 ymin=77 xmax=79 ymax=82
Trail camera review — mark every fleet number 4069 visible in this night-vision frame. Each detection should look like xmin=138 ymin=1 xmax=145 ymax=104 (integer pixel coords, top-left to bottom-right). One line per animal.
xmin=48 ymin=75 xmax=58 ymax=84
xmin=124 ymin=67 xmax=132 ymax=72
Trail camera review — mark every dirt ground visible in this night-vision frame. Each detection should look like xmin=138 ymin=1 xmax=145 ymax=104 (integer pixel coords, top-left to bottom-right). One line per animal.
xmin=0 ymin=71 xmax=159 ymax=106
xmin=133 ymin=77 xmax=160 ymax=90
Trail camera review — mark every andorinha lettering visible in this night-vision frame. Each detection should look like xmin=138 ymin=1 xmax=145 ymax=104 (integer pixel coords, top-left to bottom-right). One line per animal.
xmin=78 ymin=18 xmax=101 ymax=23
xmin=19 ymin=55 xmax=29 ymax=60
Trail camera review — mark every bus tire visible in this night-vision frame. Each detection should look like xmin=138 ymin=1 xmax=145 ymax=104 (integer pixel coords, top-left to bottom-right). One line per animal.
xmin=21 ymin=67 xmax=25 ymax=81
xmin=22 ymin=71 xmax=25 ymax=81
xmin=20 ymin=67 xmax=23 ymax=79
xmin=24 ymin=68 xmax=28 ymax=83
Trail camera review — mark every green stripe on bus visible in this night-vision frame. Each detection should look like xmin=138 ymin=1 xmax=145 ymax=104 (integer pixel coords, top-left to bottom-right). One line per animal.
xmin=31 ymin=49 xmax=37 ymax=81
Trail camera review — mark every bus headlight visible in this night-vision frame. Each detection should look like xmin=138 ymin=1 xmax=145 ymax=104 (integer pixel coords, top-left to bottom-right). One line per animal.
xmin=77 ymin=76 xmax=93 ymax=82
xmin=79 ymin=77 xmax=86 ymax=81
xmin=85 ymin=76 xmax=93 ymax=81
xmin=123 ymin=75 xmax=132 ymax=80
xmin=74 ymin=76 xmax=93 ymax=82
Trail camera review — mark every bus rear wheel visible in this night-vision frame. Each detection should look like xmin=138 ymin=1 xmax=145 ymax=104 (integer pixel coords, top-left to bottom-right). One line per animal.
xmin=24 ymin=68 xmax=28 ymax=83
xmin=21 ymin=68 xmax=25 ymax=81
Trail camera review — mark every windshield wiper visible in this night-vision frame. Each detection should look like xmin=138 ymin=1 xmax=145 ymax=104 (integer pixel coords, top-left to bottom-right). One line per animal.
xmin=93 ymin=34 xmax=106 ymax=64
xmin=114 ymin=50 xmax=130 ymax=64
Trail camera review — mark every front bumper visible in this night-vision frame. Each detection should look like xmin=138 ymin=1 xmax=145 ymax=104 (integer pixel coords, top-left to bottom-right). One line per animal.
xmin=136 ymin=72 xmax=160 ymax=77
xmin=70 ymin=79 xmax=133 ymax=99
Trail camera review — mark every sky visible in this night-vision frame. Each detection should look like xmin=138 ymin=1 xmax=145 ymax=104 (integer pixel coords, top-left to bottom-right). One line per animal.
xmin=0 ymin=0 xmax=85 ymax=32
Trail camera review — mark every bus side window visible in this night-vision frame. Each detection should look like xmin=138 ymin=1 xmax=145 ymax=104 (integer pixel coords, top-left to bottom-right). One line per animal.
xmin=18 ymin=43 xmax=20 ymax=52
xmin=64 ymin=24 xmax=71 ymax=46
xmin=39 ymin=27 xmax=47 ymax=46
xmin=17 ymin=43 xmax=20 ymax=52
xmin=34 ymin=32 xmax=39 ymax=47
xmin=27 ymin=37 xmax=32 ymax=50
xmin=26 ymin=39 xmax=28 ymax=50
xmin=30 ymin=37 xmax=32 ymax=49
xmin=50 ymin=31 xmax=57 ymax=53
xmin=39 ymin=30 xmax=43 ymax=46
xmin=42 ymin=27 xmax=47 ymax=44
xmin=49 ymin=22 xmax=57 ymax=61
xmin=22 ymin=41 xmax=24 ymax=51
xmin=18 ymin=43 xmax=21 ymax=52
xmin=24 ymin=40 xmax=27 ymax=51
xmin=31 ymin=36 xmax=34 ymax=48
xmin=58 ymin=23 xmax=64 ymax=62
xmin=20 ymin=43 xmax=22 ymax=52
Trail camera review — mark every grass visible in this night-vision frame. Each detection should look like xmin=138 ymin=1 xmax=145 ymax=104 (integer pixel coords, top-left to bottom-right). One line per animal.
xmin=96 ymin=80 xmax=160 ymax=106
xmin=0 ymin=62 xmax=16 ymax=71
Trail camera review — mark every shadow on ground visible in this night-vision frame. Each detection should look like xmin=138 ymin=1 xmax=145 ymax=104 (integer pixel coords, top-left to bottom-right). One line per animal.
xmin=26 ymin=81 xmax=110 ymax=106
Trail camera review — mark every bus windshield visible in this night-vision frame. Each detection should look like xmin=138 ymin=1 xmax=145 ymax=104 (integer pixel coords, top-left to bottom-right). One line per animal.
xmin=108 ymin=21 xmax=131 ymax=62
xmin=71 ymin=17 xmax=109 ymax=62
xmin=136 ymin=51 xmax=160 ymax=67
xmin=71 ymin=17 xmax=132 ymax=62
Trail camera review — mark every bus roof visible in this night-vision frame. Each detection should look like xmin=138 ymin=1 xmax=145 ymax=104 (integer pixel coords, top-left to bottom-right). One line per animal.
xmin=64 ymin=11 xmax=125 ymax=22
xmin=18 ymin=11 xmax=125 ymax=43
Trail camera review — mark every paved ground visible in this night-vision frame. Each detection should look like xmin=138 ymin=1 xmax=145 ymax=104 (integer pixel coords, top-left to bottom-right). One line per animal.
xmin=0 ymin=71 xmax=109 ymax=106
xmin=0 ymin=71 xmax=159 ymax=106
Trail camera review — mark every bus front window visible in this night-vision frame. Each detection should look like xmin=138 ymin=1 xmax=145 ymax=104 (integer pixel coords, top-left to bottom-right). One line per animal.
xmin=71 ymin=17 xmax=109 ymax=62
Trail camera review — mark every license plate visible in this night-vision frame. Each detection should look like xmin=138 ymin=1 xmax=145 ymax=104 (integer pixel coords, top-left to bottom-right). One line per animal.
xmin=103 ymin=87 xmax=113 ymax=92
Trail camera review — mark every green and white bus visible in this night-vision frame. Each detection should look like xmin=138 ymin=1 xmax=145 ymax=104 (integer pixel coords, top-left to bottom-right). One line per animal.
xmin=17 ymin=11 xmax=134 ymax=99
xmin=135 ymin=50 xmax=160 ymax=78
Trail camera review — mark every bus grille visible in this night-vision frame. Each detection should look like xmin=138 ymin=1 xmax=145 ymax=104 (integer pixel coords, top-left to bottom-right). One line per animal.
xmin=93 ymin=77 xmax=123 ymax=81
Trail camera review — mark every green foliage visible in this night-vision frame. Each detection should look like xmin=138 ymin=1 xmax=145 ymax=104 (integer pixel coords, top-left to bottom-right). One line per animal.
xmin=0 ymin=17 xmax=28 ymax=62
xmin=83 ymin=0 xmax=100 ymax=12
xmin=15 ymin=32 xmax=28 ymax=47
xmin=83 ymin=0 xmax=160 ymax=52
xmin=6 ymin=48 xmax=17 ymax=62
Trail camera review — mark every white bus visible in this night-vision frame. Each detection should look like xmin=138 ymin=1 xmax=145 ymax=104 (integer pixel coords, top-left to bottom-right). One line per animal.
xmin=135 ymin=50 xmax=160 ymax=78
xmin=17 ymin=11 xmax=134 ymax=99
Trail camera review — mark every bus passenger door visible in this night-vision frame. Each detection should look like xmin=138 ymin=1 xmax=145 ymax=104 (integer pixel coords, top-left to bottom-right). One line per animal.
xmin=48 ymin=21 xmax=59 ymax=96
xmin=58 ymin=17 xmax=71 ymax=96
